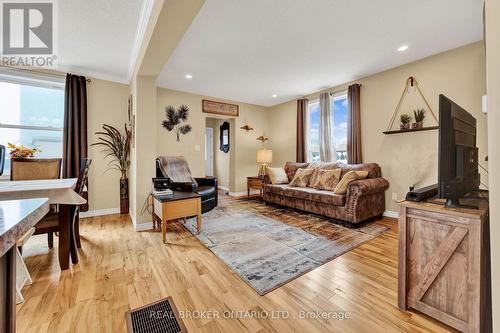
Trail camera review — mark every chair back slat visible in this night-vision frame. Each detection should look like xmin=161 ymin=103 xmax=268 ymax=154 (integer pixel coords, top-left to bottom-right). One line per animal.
xmin=10 ymin=158 xmax=62 ymax=181
xmin=74 ymin=158 xmax=91 ymax=195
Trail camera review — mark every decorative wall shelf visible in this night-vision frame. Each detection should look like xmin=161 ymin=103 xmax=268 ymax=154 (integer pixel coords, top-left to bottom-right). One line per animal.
xmin=383 ymin=126 xmax=439 ymax=135
xmin=383 ymin=76 xmax=439 ymax=135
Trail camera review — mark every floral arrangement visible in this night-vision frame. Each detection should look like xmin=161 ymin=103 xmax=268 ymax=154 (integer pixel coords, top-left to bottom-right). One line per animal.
xmin=7 ymin=143 xmax=41 ymax=158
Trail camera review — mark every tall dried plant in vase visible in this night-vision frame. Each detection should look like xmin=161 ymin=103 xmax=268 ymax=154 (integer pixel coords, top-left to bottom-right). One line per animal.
xmin=91 ymin=124 xmax=131 ymax=214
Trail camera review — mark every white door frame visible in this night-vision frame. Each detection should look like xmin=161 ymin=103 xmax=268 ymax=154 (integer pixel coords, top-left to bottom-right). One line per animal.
xmin=205 ymin=127 xmax=214 ymax=176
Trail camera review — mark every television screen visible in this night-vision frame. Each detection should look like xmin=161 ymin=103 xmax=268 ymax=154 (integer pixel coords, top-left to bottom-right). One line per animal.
xmin=438 ymin=94 xmax=479 ymax=207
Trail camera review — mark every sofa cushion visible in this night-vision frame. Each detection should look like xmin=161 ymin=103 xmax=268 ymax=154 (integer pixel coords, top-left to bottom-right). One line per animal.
xmin=338 ymin=162 xmax=381 ymax=179
xmin=289 ymin=168 xmax=315 ymax=187
xmin=309 ymin=168 xmax=342 ymax=190
xmin=266 ymin=184 xmax=346 ymax=206
xmin=334 ymin=170 xmax=369 ymax=194
xmin=267 ymin=167 xmax=289 ymax=184
xmin=308 ymin=162 xmax=343 ymax=170
xmin=284 ymin=162 xmax=309 ymax=182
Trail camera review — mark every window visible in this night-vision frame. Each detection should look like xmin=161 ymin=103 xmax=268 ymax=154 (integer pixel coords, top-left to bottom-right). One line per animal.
xmin=0 ymin=73 xmax=65 ymax=176
xmin=307 ymin=92 xmax=348 ymax=163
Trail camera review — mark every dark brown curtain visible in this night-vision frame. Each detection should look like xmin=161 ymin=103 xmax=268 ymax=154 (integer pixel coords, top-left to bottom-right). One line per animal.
xmin=347 ymin=84 xmax=362 ymax=164
xmin=296 ymin=99 xmax=308 ymax=163
xmin=63 ymin=74 xmax=88 ymax=209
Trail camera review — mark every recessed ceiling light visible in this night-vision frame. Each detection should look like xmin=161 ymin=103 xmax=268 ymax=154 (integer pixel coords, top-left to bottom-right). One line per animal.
xmin=398 ymin=45 xmax=409 ymax=52
xmin=272 ymin=94 xmax=277 ymax=98
xmin=185 ymin=74 xmax=193 ymax=79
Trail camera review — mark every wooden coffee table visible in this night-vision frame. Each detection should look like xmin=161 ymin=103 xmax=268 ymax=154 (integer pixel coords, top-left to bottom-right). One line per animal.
xmin=152 ymin=191 xmax=202 ymax=243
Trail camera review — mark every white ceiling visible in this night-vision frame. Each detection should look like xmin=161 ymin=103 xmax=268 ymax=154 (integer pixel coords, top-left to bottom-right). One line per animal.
xmin=156 ymin=0 xmax=484 ymax=107
xmin=55 ymin=0 xmax=146 ymax=83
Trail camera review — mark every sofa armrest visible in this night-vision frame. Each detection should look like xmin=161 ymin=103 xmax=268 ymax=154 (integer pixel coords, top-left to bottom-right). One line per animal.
xmin=344 ymin=177 xmax=389 ymax=223
xmin=170 ymin=182 xmax=196 ymax=192
xmin=195 ymin=177 xmax=218 ymax=188
xmin=347 ymin=177 xmax=389 ymax=197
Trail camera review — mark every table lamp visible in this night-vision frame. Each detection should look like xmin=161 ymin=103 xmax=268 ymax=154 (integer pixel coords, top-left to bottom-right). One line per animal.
xmin=256 ymin=148 xmax=272 ymax=178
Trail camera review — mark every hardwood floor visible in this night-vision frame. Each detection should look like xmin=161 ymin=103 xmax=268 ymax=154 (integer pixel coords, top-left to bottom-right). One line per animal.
xmin=16 ymin=195 xmax=458 ymax=333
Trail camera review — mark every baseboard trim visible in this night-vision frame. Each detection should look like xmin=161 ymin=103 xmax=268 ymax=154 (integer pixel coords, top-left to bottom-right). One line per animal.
xmin=383 ymin=210 xmax=399 ymax=219
xmin=128 ymin=211 xmax=154 ymax=231
xmin=134 ymin=221 xmax=154 ymax=232
xmin=129 ymin=211 xmax=137 ymax=227
xmin=80 ymin=208 xmax=120 ymax=218
xmin=218 ymin=185 xmax=230 ymax=192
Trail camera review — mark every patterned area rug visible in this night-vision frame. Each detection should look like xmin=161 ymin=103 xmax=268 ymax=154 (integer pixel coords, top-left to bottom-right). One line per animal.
xmin=185 ymin=196 xmax=388 ymax=295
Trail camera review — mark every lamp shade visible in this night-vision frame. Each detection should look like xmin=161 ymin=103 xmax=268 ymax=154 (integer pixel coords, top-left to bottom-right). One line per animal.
xmin=256 ymin=149 xmax=272 ymax=164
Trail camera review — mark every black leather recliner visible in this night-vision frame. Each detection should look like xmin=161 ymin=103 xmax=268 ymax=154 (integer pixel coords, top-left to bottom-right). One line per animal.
xmin=155 ymin=157 xmax=218 ymax=213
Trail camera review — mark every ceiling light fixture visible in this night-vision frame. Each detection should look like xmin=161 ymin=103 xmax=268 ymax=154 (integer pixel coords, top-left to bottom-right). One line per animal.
xmin=272 ymin=94 xmax=277 ymax=98
xmin=398 ymin=45 xmax=409 ymax=52
xmin=185 ymin=74 xmax=193 ymax=79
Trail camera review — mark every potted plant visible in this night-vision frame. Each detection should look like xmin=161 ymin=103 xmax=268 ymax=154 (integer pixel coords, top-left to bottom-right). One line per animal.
xmin=92 ymin=124 xmax=131 ymax=214
xmin=7 ymin=143 xmax=41 ymax=158
xmin=412 ymin=109 xmax=426 ymax=129
xmin=400 ymin=113 xmax=412 ymax=131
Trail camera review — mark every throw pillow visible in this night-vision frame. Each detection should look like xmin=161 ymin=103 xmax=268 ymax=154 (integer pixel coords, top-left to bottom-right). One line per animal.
xmin=334 ymin=170 xmax=369 ymax=194
xmin=309 ymin=168 xmax=342 ymax=191
xmin=289 ymin=168 xmax=315 ymax=187
xmin=284 ymin=162 xmax=309 ymax=182
xmin=267 ymin=167 xmax=289 ymax=185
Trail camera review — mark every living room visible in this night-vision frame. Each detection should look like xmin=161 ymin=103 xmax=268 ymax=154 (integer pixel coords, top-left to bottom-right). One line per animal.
xmin=0 ymin=0 xmax=499 ymax=332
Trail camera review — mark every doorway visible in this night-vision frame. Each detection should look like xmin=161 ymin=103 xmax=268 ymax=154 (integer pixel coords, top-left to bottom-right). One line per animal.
xmin=205 ymin=127 xmax=214 ymax=176
xmin=205 ymin=117 xmax=232 ymax=192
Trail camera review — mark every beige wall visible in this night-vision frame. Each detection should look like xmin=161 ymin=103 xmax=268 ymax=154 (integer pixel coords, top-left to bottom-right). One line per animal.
xmin=485 ymin=0 xmax=499 ymax=329
xmin=86 ymin=78 xmax=130 ymax=211
xmin=268 ymin=42 xmax=487 ymax=212
xmin=156 ymin=88 xmax=269 ymax=193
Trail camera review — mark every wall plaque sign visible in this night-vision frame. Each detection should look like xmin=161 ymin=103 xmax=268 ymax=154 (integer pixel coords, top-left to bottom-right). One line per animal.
xmin=202 ymin=99 xmax=239 ymax=117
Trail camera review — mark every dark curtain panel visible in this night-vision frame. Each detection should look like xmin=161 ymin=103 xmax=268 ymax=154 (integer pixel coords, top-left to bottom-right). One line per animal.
xmin=347 ymin=84 xmax=362 ymax=164
xmin=63 ymin=74 xmax=88 ymax=209
xmin=296 ymin=99 xmax=308 ymax=163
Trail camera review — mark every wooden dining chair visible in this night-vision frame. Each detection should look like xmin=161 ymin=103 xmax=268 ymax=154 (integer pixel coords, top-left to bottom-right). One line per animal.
xmin=72 ymin=158 xmax=92 ymax=248
xmin=10 ymin=158 xmax=62 ymax=248
xmin=10 ymin=158 xmax=62 ymax=180
xmin=33 ymin=158 xmax=91 ymax=249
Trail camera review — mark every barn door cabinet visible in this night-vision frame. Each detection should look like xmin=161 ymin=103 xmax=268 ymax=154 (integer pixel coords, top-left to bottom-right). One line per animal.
xmin=398 ymin=200 xmax=491 ymax=333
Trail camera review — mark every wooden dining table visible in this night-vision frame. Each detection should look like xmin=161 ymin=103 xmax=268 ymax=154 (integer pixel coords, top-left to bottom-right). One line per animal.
xmin=0 ymin=179 xmax=86 ymax=270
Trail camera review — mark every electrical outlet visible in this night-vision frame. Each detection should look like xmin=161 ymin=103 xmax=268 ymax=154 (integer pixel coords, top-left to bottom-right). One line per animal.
xmin=194 ymin=145 xmax=201 ymax=152
xmin=392 ymin=192 xmax=399 ymax=201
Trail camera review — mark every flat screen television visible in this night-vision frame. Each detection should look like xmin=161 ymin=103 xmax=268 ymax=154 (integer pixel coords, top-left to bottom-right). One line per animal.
xmin=438 ymin=94 xmax=479 ymax=208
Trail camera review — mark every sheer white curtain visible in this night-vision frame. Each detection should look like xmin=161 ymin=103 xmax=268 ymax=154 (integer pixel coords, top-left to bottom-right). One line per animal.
xmin=319 ymin=92 xmax=335 ymax=162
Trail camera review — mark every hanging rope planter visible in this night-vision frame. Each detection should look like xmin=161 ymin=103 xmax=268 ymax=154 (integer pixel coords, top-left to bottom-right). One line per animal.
xmin=383 ymin=76 xmax=439 ymax=135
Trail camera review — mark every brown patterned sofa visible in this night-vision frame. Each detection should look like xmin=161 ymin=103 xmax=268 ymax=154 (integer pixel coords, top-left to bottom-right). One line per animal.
xmin=263 ymin=162 xmax=389 ymax=226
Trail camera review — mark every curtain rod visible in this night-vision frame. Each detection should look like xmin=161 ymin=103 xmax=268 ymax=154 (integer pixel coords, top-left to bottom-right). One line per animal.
xmin=0 ymin=65 xmax=91 ymax=82
xmin=328 ymin=83 xmax=362 ymax=95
